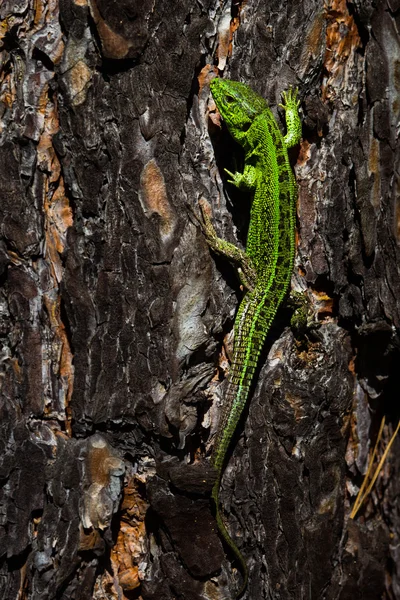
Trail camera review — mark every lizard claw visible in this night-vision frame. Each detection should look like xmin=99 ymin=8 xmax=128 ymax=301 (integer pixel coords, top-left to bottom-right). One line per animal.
xmin=279 ymin=87 xmax=300 ymax=110
xmin=185 ymin=200 xmax=203 ymax=228
xmin=224 ymin=168 xmax=240 ymax=186
xmin=197 ymin=198 xmax=219 ymax=241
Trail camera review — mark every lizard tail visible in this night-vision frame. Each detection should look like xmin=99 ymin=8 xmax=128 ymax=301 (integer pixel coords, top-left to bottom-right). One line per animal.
xmin=211 ymin=480 xmax=248 ymax=598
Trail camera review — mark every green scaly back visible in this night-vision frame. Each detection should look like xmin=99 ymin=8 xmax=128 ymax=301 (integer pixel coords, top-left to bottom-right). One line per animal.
xmin=202 ymin=78 xmax=301 ymax=597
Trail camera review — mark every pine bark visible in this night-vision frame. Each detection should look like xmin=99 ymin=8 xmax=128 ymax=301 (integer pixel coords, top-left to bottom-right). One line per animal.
xmin=0 ymin=1 xmax=399 ymax=599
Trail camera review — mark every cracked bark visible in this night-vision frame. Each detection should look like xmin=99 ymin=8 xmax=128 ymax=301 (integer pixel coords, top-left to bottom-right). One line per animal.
xmin=1 ymin=1 xmax=400 ymax=599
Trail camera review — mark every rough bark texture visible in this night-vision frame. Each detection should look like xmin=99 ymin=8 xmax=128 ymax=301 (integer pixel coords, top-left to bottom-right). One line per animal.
xmin=0 ymin=1 xmax=399 ymax=599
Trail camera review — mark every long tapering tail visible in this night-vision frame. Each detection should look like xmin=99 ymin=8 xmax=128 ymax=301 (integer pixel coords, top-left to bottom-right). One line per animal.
xmin=211 ymin=477 xmax=248 ymax=597
xmin=210 ymin=290 xmax=280 ymax=596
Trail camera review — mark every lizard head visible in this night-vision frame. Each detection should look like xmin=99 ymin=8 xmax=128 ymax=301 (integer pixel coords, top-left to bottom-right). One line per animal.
xmin=210 ymin=78 xmax=268 ymax=142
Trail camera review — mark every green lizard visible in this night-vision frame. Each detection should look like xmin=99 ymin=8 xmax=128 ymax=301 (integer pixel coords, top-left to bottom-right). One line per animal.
xmin=199 ymin=79 xmax=301 ymax=596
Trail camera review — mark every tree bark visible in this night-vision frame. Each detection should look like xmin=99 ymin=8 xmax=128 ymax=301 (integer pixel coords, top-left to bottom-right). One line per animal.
xmin=0 ymin=1 xmax=399 ymax=599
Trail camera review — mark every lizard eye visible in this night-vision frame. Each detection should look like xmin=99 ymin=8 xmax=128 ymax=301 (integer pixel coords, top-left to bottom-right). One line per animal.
xmin=225 ymin=94 xmax=235 ymax=103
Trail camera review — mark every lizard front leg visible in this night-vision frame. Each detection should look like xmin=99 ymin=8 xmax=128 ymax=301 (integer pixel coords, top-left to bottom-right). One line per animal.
xmin=198 ymin=198 xmax=257 ymax=292
xmin=279 ymin=88 xmax=302 ymax=149
xmin=225 ymin=163 xmax=258 ymax=191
